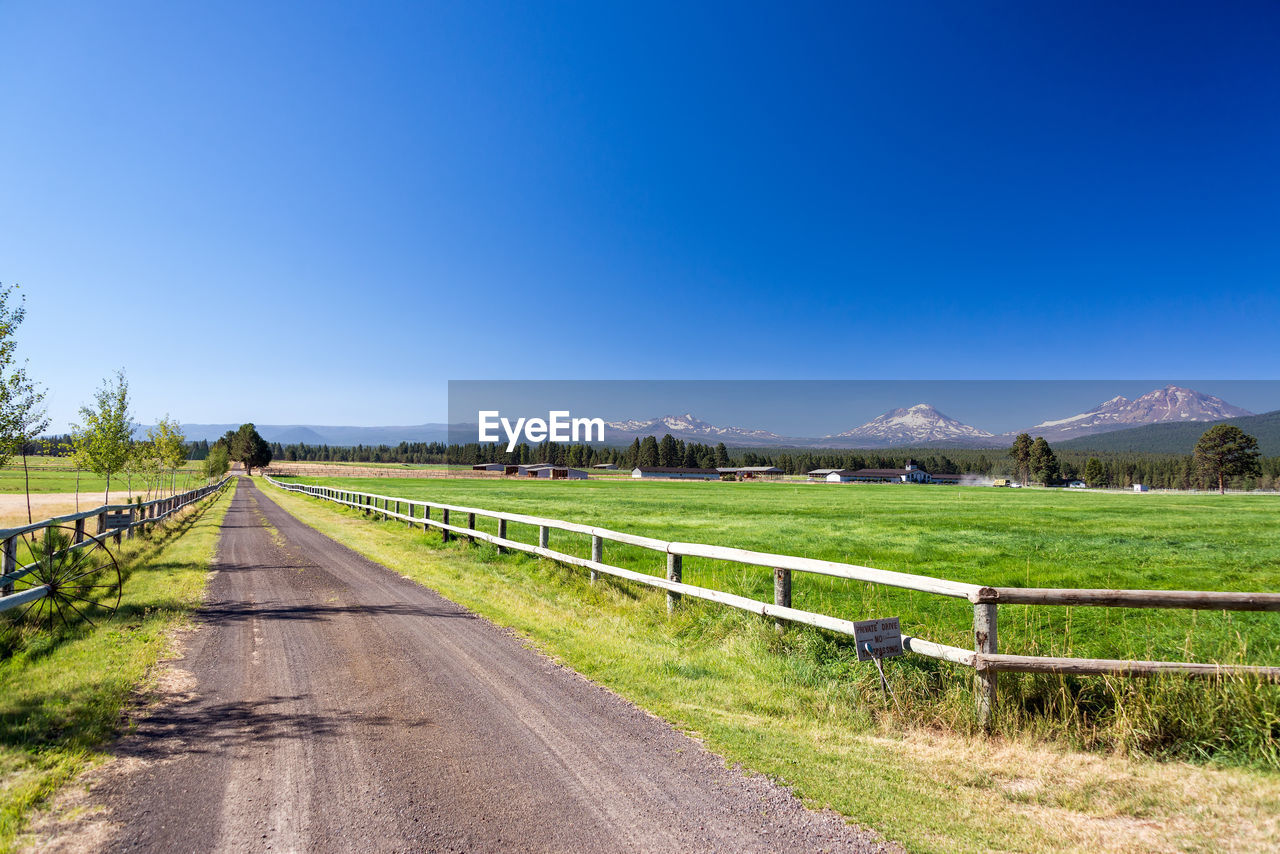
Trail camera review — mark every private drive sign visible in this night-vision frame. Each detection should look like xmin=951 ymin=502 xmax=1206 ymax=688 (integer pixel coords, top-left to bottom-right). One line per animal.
xmin=854 ymin=617 xmax=903 ymax=661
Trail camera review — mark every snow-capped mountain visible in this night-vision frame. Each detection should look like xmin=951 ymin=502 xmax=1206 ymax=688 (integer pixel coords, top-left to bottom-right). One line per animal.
xmin=1009 ymin=386 xmax=1253 ymax=443
xmin=824 ymin=404 xmax=997 ymax=448
xmin=603 ymin=414 xmax=792 ymax=445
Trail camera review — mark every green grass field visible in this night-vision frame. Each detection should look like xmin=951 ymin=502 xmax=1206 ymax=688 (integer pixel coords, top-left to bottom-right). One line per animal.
xmin=263 ymin=477 xmax=1280 ymax=852
xmin=286 ymin=476 xmax=1280 ymax=666
xmin=0 ymin=481 xmax=233 ymax=852
xmin=0 ymin=458 xmax=206 ymax=497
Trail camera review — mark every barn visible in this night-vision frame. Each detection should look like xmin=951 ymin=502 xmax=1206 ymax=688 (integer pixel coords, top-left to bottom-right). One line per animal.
xmin=472 ymin=463 xmax=505 ymax=472
xmin=827 ymin=460 xmax=933 ymax=484
xmin=717 ymin=466 xmax=784 ymax=480
xmin=532 ymin=465 xmax=588 ymax=480
xmin=631 ymin=467 xmax=719 ymax=480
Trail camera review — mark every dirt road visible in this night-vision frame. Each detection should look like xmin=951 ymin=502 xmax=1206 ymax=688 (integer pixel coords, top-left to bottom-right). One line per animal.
xmin=48 ymin=478 xmax=890 ymax=853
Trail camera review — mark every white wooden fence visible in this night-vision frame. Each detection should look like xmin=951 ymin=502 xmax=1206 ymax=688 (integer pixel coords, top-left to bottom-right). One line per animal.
xmin=0 ymin=477 xmax=232 ymax=610
xmin=265 ymin=476 xmax=1280 ymax=726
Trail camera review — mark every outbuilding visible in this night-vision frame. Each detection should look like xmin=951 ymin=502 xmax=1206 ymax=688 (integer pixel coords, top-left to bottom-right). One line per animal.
xmin=591 ymin=463 xmax=619 ymax=470
xmin=717 ymin=466 xmax=784 ymax=480
xmin=631 ymin=467 xmax=719 ymax=480
xmin=533 ymin=466 xmax=588 ymax=480
xmin=472 ymin=463 xmax=505 ymax=472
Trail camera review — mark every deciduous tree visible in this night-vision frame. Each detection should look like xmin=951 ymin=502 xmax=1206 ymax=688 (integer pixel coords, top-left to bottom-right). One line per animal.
xmin=73 ymin=370 xmax=134 ymax=504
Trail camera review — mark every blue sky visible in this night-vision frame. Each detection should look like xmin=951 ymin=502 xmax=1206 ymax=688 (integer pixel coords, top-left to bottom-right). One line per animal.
xmin=2 ymin=2 xmax=1278 ymax=431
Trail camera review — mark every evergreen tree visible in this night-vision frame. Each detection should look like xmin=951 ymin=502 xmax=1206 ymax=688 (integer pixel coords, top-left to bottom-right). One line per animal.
xmin=1009 ymin=433 xmax=1033 ymax=485
xmin=1083 ymin=457 xmax=1105 ymax=487
xmin=1029 ymin=437 xmax=1059 ymax=485
xmin=639 ymin=435 xmax=660 ymax=467
xmin=231 ymin=423 xmax=273 ymax=476
xmin=659 ymin=433 xmax=680 ymax=467
xmin=1194 ymin=424 xmax=1261 ymax=494
xmin=714 ymin=442 xmax=730 ymax=468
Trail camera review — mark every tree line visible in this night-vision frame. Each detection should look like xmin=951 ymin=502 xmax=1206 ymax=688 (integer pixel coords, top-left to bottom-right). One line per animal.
xmin=266 ymin=432 xmax=1279 ymax=491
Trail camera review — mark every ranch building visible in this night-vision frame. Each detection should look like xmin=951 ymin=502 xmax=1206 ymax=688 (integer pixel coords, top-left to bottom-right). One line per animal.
xmin=631 ymin=466 xmax=720 ymax=480
xmin=717 ymin=466 xmax=784 ymax=480
xmin=472 ymin=463 xmax=505 ymax=472
xmin=806 ymin=468 xmax=845 ymax=480
xmin=533 ymin=465 xmax=588 ymax=480
xmin=591 ymin=463 xmax=619 ymax=470
xmin=826 ymin=460 xmax=934 ymax=484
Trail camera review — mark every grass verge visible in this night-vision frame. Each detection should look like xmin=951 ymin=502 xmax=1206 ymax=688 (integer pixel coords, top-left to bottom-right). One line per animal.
xmin=263 ymin=480 xmax=1280 ymax=853
xmin=0 ymin=480 xmax=234 ymax=852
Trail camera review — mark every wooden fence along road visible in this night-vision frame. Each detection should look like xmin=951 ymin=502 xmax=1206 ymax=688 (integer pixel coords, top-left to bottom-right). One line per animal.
xmin=265 ymin=477 xmax=1280 ymax=726
xmin=0 ymin=478 xmax=232 ymax=613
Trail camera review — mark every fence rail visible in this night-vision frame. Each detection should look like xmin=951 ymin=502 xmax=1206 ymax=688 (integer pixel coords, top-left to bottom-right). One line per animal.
xmin=0 ymin=477 xmax=232 ymax=608
xmin=265 ymin=476 xmax=1280 ymax=726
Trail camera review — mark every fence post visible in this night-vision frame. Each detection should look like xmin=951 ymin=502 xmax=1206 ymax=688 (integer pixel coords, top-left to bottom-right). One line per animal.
xmin=1 ymin=536 xmax=15 ymax=597
xmin=538 ymin=525 xmax=548 ymax=550
xmin=97 ymin=511 xmax=107 ymax=535
xmin=666 ymin=553 xmax=681 ymax=613
xmin=74 ymin=517 xmax=86 ymax=544
xmin=974 ymin=602 xmax=998 ymax=729
xmin=590 ymin=535 xmax=602 ymax=583
xmin=442 ymin=509 xmax=451 ymax=542
xmin=773 ymin=568 xmax=791 ymax=632
xmin=467 ymin=513 xmax=476 ymax=543
xmin=497 ymin=518 xmax=507 ymax=554
xmin=422 ymin=505 xmax=431 ymax=532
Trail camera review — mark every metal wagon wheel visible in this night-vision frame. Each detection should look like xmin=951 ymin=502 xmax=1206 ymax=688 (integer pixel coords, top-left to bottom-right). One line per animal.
xmin=10 ymin=525 xmax=123 ymax=632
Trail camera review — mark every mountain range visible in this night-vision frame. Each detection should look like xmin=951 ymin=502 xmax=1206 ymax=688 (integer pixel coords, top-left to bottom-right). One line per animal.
xmin=598 ymin=387 xmax=1257 ymax=449
xmin=161 ymin=386 xmax=1266 ymax=451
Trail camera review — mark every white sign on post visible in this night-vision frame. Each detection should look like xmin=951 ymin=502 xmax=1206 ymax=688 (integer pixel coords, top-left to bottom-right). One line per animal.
xmin=854 ymin=617 xmax=903 ymax=662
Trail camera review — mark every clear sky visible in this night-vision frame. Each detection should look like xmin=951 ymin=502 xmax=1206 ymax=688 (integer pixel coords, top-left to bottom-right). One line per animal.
xmin=3 ymin=1 xmax=1278 ymax=431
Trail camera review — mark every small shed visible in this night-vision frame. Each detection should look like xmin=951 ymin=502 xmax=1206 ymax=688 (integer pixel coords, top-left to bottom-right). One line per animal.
xmin=1133 ymin=483 xmax=1149 ymax=493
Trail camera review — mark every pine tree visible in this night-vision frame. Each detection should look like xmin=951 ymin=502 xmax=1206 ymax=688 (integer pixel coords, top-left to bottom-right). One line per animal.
xmin=1083 ymin=457 xmax=1105 ymax=487
xmin=714 ymin=442 xmax=730 ymax=468
xmin=1030 ymin=437 xmax=1059 ymax=485
xmin=1194 ymin=425 xmax=1261 ymax=494
xmin=639 ymin=435 xmax=660 ymax=467
xmin=1009 ymin=433 xmax=1033 ymax=485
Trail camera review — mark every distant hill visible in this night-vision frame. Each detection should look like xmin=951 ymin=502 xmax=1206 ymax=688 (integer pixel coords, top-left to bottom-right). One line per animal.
xmin=1056 ymin=409 xmax=1280 ymax=455
xmin=174 ymin=423 xmax=450 ymax=445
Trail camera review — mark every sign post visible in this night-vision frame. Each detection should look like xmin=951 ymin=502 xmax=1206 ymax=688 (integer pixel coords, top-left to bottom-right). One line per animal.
xmin=854 ymin=617 xmax=903 ymax=697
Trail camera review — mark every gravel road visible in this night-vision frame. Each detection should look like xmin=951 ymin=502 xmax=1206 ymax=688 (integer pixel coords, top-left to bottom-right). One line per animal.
xmin=44 ymin=478 xmax=892 ymax=853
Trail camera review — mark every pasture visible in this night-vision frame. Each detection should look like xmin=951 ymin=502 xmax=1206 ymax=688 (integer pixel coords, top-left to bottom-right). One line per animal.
xmin=0 ymin=459 xmax=205 ymax=498
xmin=265 ymin=477 xmax=1280 ymax=851
xmin=286 ymin=476 xmax=1280 ymax=667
